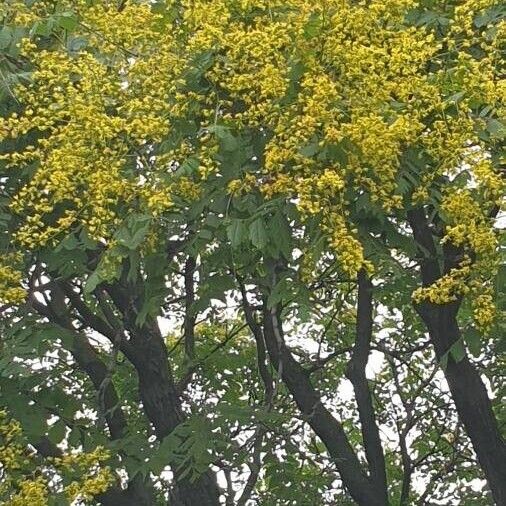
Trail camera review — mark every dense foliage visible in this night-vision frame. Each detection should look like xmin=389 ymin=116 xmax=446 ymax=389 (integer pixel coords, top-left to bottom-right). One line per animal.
xmin=0 ymin=0 xmax=504 ymax=504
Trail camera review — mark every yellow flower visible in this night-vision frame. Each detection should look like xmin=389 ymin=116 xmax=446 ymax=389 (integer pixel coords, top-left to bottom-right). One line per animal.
xmin=472 ymin=291 xmax=496 ymax=333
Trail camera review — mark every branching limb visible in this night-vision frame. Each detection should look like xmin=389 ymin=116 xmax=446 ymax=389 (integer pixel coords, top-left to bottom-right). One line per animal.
xmin=345 ymin=269 xmax=388 ymax=502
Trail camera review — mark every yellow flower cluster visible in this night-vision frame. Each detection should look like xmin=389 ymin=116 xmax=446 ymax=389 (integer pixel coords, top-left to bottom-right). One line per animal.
xmin=65 ymin=468 xmax=113 ymax=503
xmin=451 ymin=0 xmax=503 ymax=39
xmin=0 ymin=411 xmax=49 ymax=506
xmin=409 ymin=174 xmax=501 ymax=330
xmin=0 ymin=255 xmax=26 ymax=304
xmin=81 ymin=2 xmax=162 ymax=55
xmin=5 ymin=478 xmax=48 ymax=506
xmin=53 ymin=446 xmax=114 ymax=503
xmin=227 ymin=174 xmax=257 ymax=196
xmin=472 ymin=289 xmax=496 ymax=333
xmin=1 ymin=410 xmax=114 ymax=505
xmin=0 ymin=412 xmax=24 ymax=471
xmin=0 ymin=1 xmax=39 ymax=25
xmin=413 ymin=262 xmax=472 ymax=305
xmin=329 ymin=223 xmax=365 ymax=278
xmin=173 ymin=176 xmax=203 ymax=201
xmin=441 ymin=190 xmax=497 ymax=258
xmin=467 ymin=153 xmax=504 ymax=202
xmin=414 ymin=260 xmax=497 ymax=333
xmin=308 ymin=212 xmax=365 ymax=278
xmin=1 ymin=0 xmax=503 ymax=287
xmin=1 ymin=2 xmax=193 ymax=251
xmin=296 ymin=169 xmax=344 ymax=216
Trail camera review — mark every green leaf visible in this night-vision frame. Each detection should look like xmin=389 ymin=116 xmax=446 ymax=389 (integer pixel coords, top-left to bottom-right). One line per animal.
xmin=299 ymin=141 xmax=319 ymax=157
xmin=464 ymin=327 xmax=482 ymax=357
xmin=56 ymin=13 xmax=78 ymax=31
xmin=496 ymin=265 xmax=506 ymax=297
xmin=116 ymin=213 xmax=151 ymax=250
xmin=325 ymin=140 xmax=349 ymax=166
xmin=486 ymin=118 xmax=505 ymax=139
xmin=177 ymin=156 xmax=200 ymax=176
xmin=0 ymin=27 xmax=13 ymax=50
xmin=210 ymin=126 xmax=238 ymax=152
xmin=192 ymin=274 xmax=236 ymax=315
xmin=31 ymin=18 xmax=57 ymax=37
xmin=449 ymin=339 xmax=466 ymax=363
xmin=48 ymin=419 xmax=66 ymax=444
xmin=474 ymin=6 xmax=506 ymax=27
xmin=406 ymin=9 xmax=449 ymax=27
xmin=268 ymin=212 xmax=292 ymax=260
xmin=198 ymin=228 xmax=213 ymax=240
xmin=249 ymin=217 xmax=268 ymax=250
xmin=227 ymin=219 xmax=247 ymax=248
xmin=304 ymin=13 xmax=323 ymax=39
xmin=84 ymin=270 xmax=101 ymax=295
xmin=439 ymin=351 xmax=448 ymax=371
xmin=136 ymin=252 xmax=168 ymax=326
xmin=68 ymin=426 xmax=81 ymax=448
xmin=184 ymin=50 xmax=214 ymax=91
xmin=205 ymin=214 xmax=221 ymax=229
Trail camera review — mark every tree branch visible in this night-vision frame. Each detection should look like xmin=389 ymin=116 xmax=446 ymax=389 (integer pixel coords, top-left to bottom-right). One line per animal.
xmin=259 ymin=303 xmax=385 ymax=506
xmin=183 ymin=255 xmax=197 ymax=361
xmin=345 ymin=269 xmax=387 ymax=501
xmin=28 ymin=296 xmax=128 ymax=441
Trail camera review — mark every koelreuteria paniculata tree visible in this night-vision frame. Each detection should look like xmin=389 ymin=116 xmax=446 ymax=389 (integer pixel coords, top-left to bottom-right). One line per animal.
xmin=0 ymin=0 xmax=504 ymax=505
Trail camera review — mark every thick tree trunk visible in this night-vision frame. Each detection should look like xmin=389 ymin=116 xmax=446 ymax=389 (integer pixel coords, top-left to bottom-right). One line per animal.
xmin=345 ymin=270 xmax=388 ymax=503
xmin=104 ymin=281 xmax=221 ymax=505
xmin=168 ymin=473 xmax=223 ymax=506
xmin=417 ymin=302 xmax=506 ymax=505
xmin=129 ymin=321 xmax=220 ymax=506
xmin=97 ymin=474 xmax=154 ymax=506
xmin=408 ymin=208 xmax=506 ymax=504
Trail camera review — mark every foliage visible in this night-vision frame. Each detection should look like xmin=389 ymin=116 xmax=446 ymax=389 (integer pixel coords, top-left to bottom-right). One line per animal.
xmin=0 ymin=0 xmax=504 ymax=505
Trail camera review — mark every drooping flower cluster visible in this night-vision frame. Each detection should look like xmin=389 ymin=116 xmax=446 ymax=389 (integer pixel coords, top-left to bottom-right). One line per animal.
xmin=1 ymin=0 xmax=503 ymax=315
xmin=0 ymin=254 xmax=26 ymax=304
xmin=0 ymin=410 xmax=114 ymax=505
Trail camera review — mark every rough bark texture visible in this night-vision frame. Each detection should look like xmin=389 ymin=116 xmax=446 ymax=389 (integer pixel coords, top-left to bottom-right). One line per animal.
xmin=118 ymin=309 xmax=221 ymax=506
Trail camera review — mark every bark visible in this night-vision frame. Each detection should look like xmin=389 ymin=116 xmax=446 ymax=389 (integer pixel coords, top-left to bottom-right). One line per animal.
xmin=95 ymin=475 xmax=154 ymax=506
xmin=408 ymin=208 xmax=506 ymax=505
xmin=416 ymin=301 xmax=506 ymax=504
xmin=130 ymin=323 xmax=220 ymax=506
xmin=106 ymin=283 xmax=220 ymax=506
xmin=236 ymin=282 xmax=273 ymax=506
xmin=261 ymin=305 xmax=387 ymax=506
xmin=183 ymin=256 xmax=197 ymax=361
xmin=345 ymin=270 xmax=388 ymax=502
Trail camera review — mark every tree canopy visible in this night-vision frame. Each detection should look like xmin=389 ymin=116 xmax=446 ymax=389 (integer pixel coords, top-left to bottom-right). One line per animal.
xmin=0 ymin=0 xmax=504 ymax=504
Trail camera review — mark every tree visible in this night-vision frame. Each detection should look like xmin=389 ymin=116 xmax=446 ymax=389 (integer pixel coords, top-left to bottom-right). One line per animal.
xmin=0 ymin=0 xmax=504 ymax=505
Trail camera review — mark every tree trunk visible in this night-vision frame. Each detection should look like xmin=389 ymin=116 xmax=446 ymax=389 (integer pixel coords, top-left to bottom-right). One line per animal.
xmin=262 ymin=306 xmax=387 ymax=506
xmin=130 ymin=321 xmax=221 ymax=506
xmin=345 ymin=270 xmax=388 ymax=503
xmin=408 ymin=208 xmax=506 ymax=504
xmin=417 ymin=302 xmax=506 ymax=505
xmin=104 ymin=282 xmax=221 ymax=505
